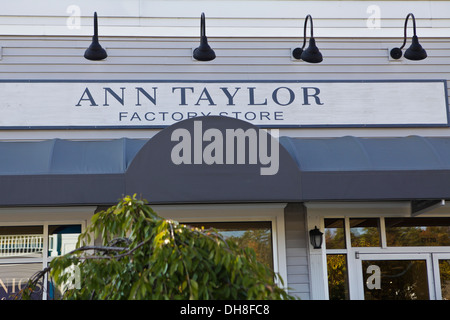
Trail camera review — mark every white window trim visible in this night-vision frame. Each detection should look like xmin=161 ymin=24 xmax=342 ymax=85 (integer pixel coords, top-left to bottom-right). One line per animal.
xmin=153 ymin=203 xmax=288 ymax=289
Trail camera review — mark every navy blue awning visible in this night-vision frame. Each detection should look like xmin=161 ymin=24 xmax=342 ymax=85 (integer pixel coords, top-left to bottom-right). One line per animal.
xmin=280 ymin=135 xmax=450 ymax=201
xmin=0 ymin=138 xmax=147 ymax=205
xmin=280 ymin=135 xmax=450 ymax=172
xmin=1 ymin=117 xmax=450 ymax=206
xmin=0 ymin=138 xmax=146 ymax=175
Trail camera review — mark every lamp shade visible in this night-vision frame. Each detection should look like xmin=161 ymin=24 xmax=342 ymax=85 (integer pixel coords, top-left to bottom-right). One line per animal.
xmin=301 ymin=38 xmax=323 ymax=63
xmin=404 ymin=35 xmax=427 ymax=60
xmin=193 ymin=36 xmax=216 ymax=62
xmin=84 ymin=12 xmax=107 ymax=61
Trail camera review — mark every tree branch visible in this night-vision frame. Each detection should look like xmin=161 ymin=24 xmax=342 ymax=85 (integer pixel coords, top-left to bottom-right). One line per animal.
xmin=67 ymin=238 xmax=152 ymax=260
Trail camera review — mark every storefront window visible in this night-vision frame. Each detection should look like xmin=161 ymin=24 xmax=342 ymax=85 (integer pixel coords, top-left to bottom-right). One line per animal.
xmin=47 ymin=225 xmax=82 ymax=299
xmin=350 ymin=218 xmax=381 ymax=247
xmin=385 ymin=218 xmax=450 ymax=247
xmin=0 ymin=263 xmax=43 ymax=300
xmin=322 ymin=216 xmax=450 ymax=300
xmin=324 ymin=219 xmax=346 ymax=249
xmin=48 ymin=225 xmax=82 ymax=257
xmin=0 ymin=223 xmax=82 ymax=300
xmin=0 ymin=226 xmax=44 ymax=259
xmin=326 ymin=254 xmax=349 ymax=300
xmin=187 ymin=222 xmax=273 ymax=269
xmin=439 ymin=259 xmax=450 ymax=300
xmin=362 ymin=259 xmax=429 ymax=300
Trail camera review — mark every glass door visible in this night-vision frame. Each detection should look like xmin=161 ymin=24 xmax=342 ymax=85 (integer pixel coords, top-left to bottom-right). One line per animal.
xmin=432 ymin=254 xmax=450 ymax=300
xmin=355 ymin=253 xmax=435 ymax=300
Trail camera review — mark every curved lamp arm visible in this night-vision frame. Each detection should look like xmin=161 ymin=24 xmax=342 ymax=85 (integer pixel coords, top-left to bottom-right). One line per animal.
xmin=200 ymin=12 xmax=206 ymax=38
xmin=399 ymin=13 xmax=417 ymax=50
xmin=300 ymin=14 xmax=314 ymax=50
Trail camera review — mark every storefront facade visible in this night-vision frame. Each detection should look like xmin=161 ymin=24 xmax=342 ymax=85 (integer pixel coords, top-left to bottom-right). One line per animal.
xmin=0 ymin=0 xmax=450 ymax=300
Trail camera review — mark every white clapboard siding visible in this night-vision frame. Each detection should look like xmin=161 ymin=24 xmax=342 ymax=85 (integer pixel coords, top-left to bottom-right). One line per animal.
xmin=285 ymin=204 xmax=310 ymax=300
xmin=0 ymin=36 xmax=448 ymax=84
xmin=0 ymin=1 xmax=449 ymax=38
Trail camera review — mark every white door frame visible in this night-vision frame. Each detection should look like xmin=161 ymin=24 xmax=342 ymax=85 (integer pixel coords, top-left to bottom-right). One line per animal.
xmin=354 ymin=253 xmax=436 ymax=300
xmin=432 ymin=253 xmax=450 ymax=300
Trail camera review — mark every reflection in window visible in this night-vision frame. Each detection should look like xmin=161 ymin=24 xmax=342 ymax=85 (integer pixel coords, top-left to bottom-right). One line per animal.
xmin=362 ymin=260 xmax=429 ymax=300
xmin=385 ymin=218 xmax=450 ymax=247
xmin=0 ymin=226 xmax=44 ymax=258
xmin=0 ymin=263 xmax=43 ymax=300
xmin=439 ymin=260 xmax=450 ymax=300
xmin=48 ymin=225 xmax=82 ymax=257
xmin=0 ymin=224 xmax=83 ymax=300
xmin=350 ymin=218 xmax=380 ymax=247
xmin=324 ymin=219 xmax=346 ymax=249
xmin=327 ymin=254 xmax=349 ymax=300
xmin=186 ymin=222 xmax=273 ymax=269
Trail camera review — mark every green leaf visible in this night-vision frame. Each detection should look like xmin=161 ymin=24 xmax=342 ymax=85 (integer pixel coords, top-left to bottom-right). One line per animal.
xmin=190 ymin=279 xmax=198 ymax=300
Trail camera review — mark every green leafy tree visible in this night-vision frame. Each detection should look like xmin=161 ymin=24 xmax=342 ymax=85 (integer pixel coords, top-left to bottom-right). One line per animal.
xmin=18 ymin=195 xmax=295 ymax=300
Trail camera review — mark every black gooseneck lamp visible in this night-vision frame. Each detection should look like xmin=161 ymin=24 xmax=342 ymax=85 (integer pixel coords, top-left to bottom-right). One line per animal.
xmin=292 ymin=14 xmax=323 ymax=63
xmin=84 ymin=12 xmax=108 ymax=61
xmin=193 ymin=13 xmax=216 ymax=61
xmin=390 ymin=13 xmax=427 ymax=60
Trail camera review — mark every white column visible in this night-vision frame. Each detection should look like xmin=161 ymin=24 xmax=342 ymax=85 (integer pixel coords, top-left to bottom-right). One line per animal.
xmin=306 ymin=213 xmax=329 ymax=300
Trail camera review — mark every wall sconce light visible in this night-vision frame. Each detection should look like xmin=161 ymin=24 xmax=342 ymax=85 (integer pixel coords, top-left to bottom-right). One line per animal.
xmin=84 ymin=12 xmax=108 ymax=61
xmin=309 ymin=226 xmax=324 ymax=249
xmin=292 ymin=14 xmax=323 ymax=63
xmin=390 ymin=13 xmax=427 ymax=61
xmin=193 ymin=13 xmax=216 ymax=61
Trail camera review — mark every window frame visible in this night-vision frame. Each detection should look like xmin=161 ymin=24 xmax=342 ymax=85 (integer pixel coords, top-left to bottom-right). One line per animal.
xmin=153 ymin=203 xmax=288 ymax=289
xmin=306 ymin=201 xmax=450 ymax=300
xmin=0 ymin=206 xmax=93 ymax=300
